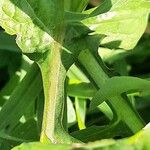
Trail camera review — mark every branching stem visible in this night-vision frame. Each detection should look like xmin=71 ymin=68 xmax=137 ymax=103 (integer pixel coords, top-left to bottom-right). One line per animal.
xmin=78 ymin=49 xmax=145 ymax=133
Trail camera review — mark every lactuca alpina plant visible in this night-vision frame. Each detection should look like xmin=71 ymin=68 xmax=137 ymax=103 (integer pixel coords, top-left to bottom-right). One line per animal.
xmin=0 ymin=0 xmax=150 ymax=149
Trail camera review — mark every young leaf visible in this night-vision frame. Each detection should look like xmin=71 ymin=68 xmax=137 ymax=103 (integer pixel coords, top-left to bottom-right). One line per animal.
xmin=82 ymin=0 xmax=150 ymax=49
xmin=90 ymin=76 xmax=150 ymax=110
xmin=0 ymin=0 xmax=61 ymax=53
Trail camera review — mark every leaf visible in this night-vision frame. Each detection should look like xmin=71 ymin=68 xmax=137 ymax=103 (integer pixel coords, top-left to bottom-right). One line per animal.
xmin=67 ymin=97 xmax=76 ymax=127
xmin=82 ymin=0 xmax=150 ymax=49
xmin=11 ymin=118 xmax=39 ymax=141
xmin=97 ymin=102 xmax=113 ymax=120
xmin=75 ymin=97 xmax=86 ymax=130
xmin=0 ymin=118 xmax=39 ymax=150
xmin=11 ymin=142 xmax=71 ymax=150
xmin=0 ymin=63 xmax=42 ymax=132
xmin=11 ymin=123 xmax=150 ymax=150
xmin=36 ymin=91 xmax=44 ymax=135
xmin=0 ymin=0 xmax=64 ymax=54
xmin=98 ymin=47 xmax=128 ymax=63
xmin=67 ymin=64 xmax=89 ymax=83
xmin=67 ymin=64 xmax=95 ymax=98
xmin=0 ymin=50 xmax=21 ymax=75
xmin=0 ymin=31 xmax=20 ymax=52
xmin=0 ymin=0 xmax=95 ymax=69
xmin=0 ymin=71 xmax=20 ymax=106
xmin=90 ymin=76 xmax=150 ymax=110
xmin=67 ymin=82 xmax=96 ymax=98
xmin=0 ymin=55 xmax=33 ymax=106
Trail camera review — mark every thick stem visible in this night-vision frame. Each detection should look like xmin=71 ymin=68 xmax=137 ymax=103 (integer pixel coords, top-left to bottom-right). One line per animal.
xmin=39 ymin=45 xmax=79 ymax=143
xmin=78 ymin=49 xmax=144 ymax=133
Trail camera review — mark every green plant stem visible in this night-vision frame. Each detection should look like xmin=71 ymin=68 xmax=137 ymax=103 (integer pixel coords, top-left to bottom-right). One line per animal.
xmin=78 ymin=49 xmax=145 ymax=133
xmin=38 ymin=47 xmax=79 ymax=144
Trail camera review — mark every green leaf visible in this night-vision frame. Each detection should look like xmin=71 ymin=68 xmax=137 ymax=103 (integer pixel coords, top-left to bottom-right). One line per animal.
xmin=0 ymin=49 xmax=21 ymax=75
xmin=0 ymin=55 xmax=33 ymax=106
xmin=75 ymin=97 xmax=86 ymax=130
xmin=97 ymin=102 xmax=113 ymax=120
xmin=11 ymin=142 xmax=71 ymax=150
xmin=0 ymin=63 xmax=42 ymax=132
xmin=67 ymin=64 xmax=95 ymax=98
xmin=67 ymin=97 xmax=76 ymax=127
xmin=11 ymin=124 xmax=150 ymax=150
xmin=67 ymin=82 xmax=96 ymax=98
xmin=0 ymin=31 xmax=20 ymax=52
xmin=71 ymin=121 xmax=122 ymax=142
xmin=82 ymin=0 xmax=150 ymax=49
xmin=36 ymin=91 xmax=44 ymax=135
xmin=98 ymin=47 xmax=128 ymax=63
xmin=0 ymin=0 xmax=64 ymax=54
xmin=90 ymin=76 xmax=150 ymax=110
xmin=11 ymin=118 xmax=39 ymax=141
xmin=67 ymin=64 xmax=89 ymax=83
